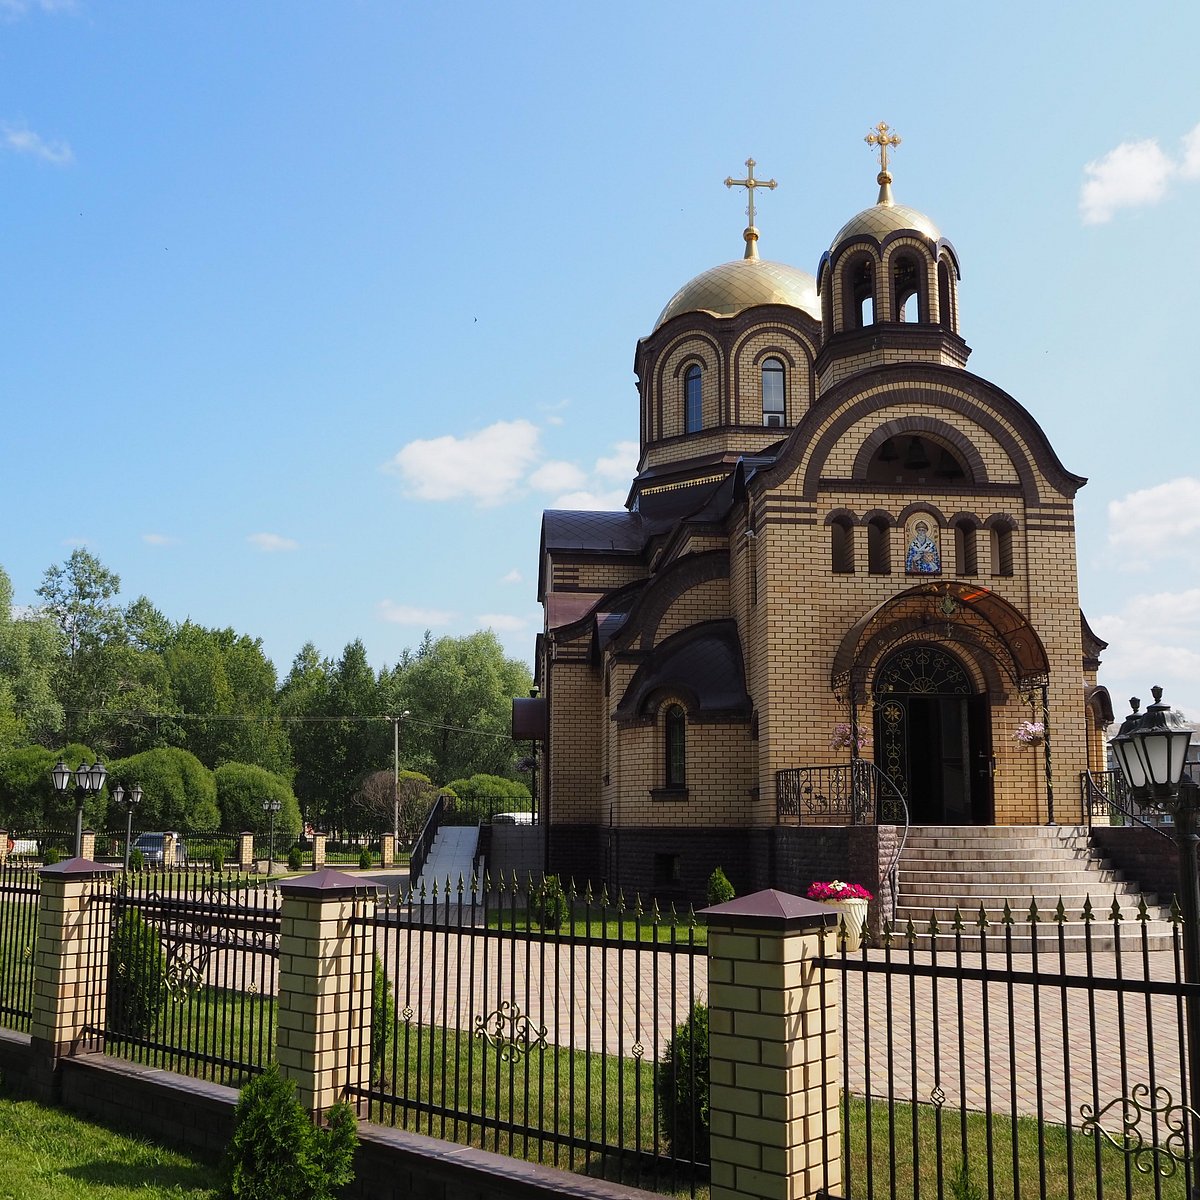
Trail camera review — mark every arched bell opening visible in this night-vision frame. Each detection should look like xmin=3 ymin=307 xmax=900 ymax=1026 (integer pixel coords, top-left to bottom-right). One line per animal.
xmin=872 ymin=643 xmax=994 ymax=826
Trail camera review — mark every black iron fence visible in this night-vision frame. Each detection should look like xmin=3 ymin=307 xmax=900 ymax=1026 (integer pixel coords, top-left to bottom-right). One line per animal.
xmin=3 ymin=829 xmax=73 ymax=861
xmin=1082 ymin=769 xmax=1175 ymax=836
xmin=777 ymin=760 xmax=907 ymax=825
xmin=0 ymin=858 xmax=40 ymax=1032
xmin=80 ymin=868 xmax=280 ymax=1087
xmin=817 ymin=901 xmax=1199 ymax=1200
xmin=348 ymin=876 xmax=707 ymax=1196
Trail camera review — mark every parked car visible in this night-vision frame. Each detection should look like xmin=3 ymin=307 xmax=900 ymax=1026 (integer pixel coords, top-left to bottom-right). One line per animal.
xmin=132 ymin=831 xmax=188 ymax=865
xmin=492 ymin=811 xmax=534 ymax=825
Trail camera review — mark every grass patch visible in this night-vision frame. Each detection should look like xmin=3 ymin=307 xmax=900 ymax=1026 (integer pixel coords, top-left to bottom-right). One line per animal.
xmin=0 ymin=1090 xmax=221 ymax=1199
xmin=483 ymin=901 xmax=706 ymax=946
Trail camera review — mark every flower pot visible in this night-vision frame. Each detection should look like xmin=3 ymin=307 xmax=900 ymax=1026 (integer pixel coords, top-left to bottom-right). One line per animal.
xmin=823 ymin=896 xmax=870 ymax=952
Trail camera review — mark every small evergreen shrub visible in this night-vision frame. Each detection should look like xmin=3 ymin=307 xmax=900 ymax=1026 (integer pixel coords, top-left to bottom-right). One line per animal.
xmin=108 ymin=908 xmax=166 ymax=1037
xmin=533 ymin=874 xmax=568 ymax=931
xmin=656 ymin=1001 xmax=709 ymax=1163
xmin=42 ymin=846 xmax=60 ymax=866
xmin=223 ymin=1063 xmax=357 ymax=1200
xmin=705 ymin=866 xmax=735 ymax=907
xmin=129 ymin=848 xmax=144 ymax=871
xmin=212 ymin=848 xmax=226 ymax=872
xmin=372 ymin=954 xmax=395 ymax=1083
xmin=287 ymin=845 xmax=303 ymax=871
xmin=358 ymin=847 xmax=372 ymax=870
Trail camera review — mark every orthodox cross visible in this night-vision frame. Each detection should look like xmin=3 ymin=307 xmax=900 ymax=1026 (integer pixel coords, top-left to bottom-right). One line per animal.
xmin=724 ymin=157 xmax=777 ymax=228
xmin=865 ymin=122 xmax=902 ymax=174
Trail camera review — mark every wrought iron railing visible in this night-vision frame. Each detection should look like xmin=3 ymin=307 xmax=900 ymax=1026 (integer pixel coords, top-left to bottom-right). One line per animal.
xmin=350 ymin=876 xmax=707 ymax=1195
xmin=408 ymin=793 xmax=446 ymax=886
xmin=1081 ymin=768 xmax=1174 ymax=840
xmin=0 ymin=858 xmax=40 ymax=1032
xmin=776 ymin=759 xmax=907 ymax=826
xmin=820 ymin=900 xmax=1198 ymax=1199
xmin=81 ymin=868 xmax=280 ymax=1086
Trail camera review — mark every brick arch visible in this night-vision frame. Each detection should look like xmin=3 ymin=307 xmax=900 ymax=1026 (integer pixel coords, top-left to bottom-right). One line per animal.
xmin=651 ymin=332 xmax=723 ymax=443
xmin=860 ymin=508 xmax=896 ymax=527
xmin=852 ymin=417 xmax=988 ymax=484
xmin=608 ymin=550 xmax=729 ymax=653
xmin=946 ymin=510 xmax=983 ymax=527
xmin=984 ymin=512 xmax=1018 ymax=530
xmin=860 ymin=625 xmax=1007 ymax=702
xmin=824 ymin=507 xmax=860 ymax=525
xmin=895 ymin=501 xmax=949 ymax=529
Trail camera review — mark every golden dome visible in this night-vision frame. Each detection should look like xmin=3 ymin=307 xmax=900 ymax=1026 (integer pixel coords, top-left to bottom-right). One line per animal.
xmin=832 ymin=200 xmax=941 ymax=247
xmin=655 ymin=253 xmax=820 ymax=329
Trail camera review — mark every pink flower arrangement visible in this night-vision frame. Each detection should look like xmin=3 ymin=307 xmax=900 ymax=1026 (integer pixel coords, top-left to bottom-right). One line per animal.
xmin=830 ymin=722 xmax=870 ymax=751
xmin=1013 ymin=719 xmax=1045 ymax=748
xmin=806 ymin=880 xmax=874 ymax=902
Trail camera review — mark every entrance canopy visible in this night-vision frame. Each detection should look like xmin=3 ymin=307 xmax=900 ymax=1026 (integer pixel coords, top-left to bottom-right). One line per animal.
xmin=831 ymin=581 xmax=1050 ymax=696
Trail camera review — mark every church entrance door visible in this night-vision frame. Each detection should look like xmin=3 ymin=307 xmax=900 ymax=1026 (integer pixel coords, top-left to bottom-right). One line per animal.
xmin=873 ymin=645 xmax=993 ymax=825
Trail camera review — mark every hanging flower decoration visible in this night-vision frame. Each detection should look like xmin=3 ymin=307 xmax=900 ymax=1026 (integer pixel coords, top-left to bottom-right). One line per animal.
xmin=830 ymin=722 xmax=871 ymax=751
xmin=1014 ymin=720 xmax=1045 ymax=748
xmin=806 ymin=880 xmax=874 ymax=902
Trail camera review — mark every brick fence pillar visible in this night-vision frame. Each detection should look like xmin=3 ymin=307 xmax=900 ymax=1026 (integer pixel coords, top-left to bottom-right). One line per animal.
xmin=380 ymin=833 xmax=395 ymax=869
xmin=312 ymin=832 xmax=327 ymax=869
xmin=700 ymin=889 xmax=841 ymax=1200
xmin=238 ymin=831 xmax=254 ymax=873
xmin=276 ymin=869 xmax=378 ymax=1118
xmin=30 ymin=858 xmax=120 ymax=1101
xmin=79 ymin=830 xmax=96 ymax=861
xmin=0 ymin=829 xmax=9 ymax=865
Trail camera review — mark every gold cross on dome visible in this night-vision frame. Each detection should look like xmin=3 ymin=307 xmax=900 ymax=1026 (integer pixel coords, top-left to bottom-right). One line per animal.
xmin=865 ymin=122 xmax=902 ymax=174
xmin=724 ymin=157 xmax=777 ymax=229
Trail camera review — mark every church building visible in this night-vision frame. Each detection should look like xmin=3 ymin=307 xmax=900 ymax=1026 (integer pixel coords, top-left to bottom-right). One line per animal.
xmin=534 ymin=129 xmax=1113 ymax=902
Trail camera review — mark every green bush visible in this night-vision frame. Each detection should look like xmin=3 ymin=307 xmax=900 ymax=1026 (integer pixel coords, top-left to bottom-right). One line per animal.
xmin=656 ymin=1002 xmax=709 ymax=1164
xmin=212 ymin=847 xmax=226 ymax=872
xmin=214 ymin=762 xmax=301 ymax=838
xmin=358 ymin=847 xmax=372 ymax=870
xmin=42 ymin=845 xmax=60 ymax=866
xmin=533 ymin=874 xmax=568 ymax=931
xmin=106 ymin=748 xmax=219 ymax=831
xmin=108 ymin=908 xmax=166 ymax=1037
xmin=287 ymin=845 xmax=303 ymax=872
xmin=223 ymin=1063 xmax=357 ymax=1200
xmin=129 ymin=848 xmax=144 ymax=871
xmin=705 ymin=866 xmax=735 ymax=907
xmin=372 ymin=954 xmax=394 ymax=1083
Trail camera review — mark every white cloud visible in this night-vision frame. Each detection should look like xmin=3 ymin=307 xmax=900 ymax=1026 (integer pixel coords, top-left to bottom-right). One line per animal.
xmin=551 ymin=487 xmax=629 ymax=511
xmin=593 ymin=441 xmax=639 ymax=481
xmin=247 ymin=532 xmax=299 ymax=552
xmin=1080 ymin=123 xmax=1200 ymax=224
xmin=501 ymin=569 xmax=523 ymax=584
xmin=1 ymin=123 xmax=72 ymax=165
xmin=377 ymin=600 xmax=455 ymax=626
xmin=1093 ymin=588 xmax=1200 ymax=720
xmin=529 ymin=460 xmax=587 ymax=492
xmin=142 ymin=533 xmax=178 ymax=547
xmin=0 ymin=0 xmax=75 ymax=18
xmin=1107 ymin=476 xmax=1200 ymax=565
xmin=476 ymin=612 xmax=529 ymax=633
xmin=386 ymin=418 xmax=541 ymax=506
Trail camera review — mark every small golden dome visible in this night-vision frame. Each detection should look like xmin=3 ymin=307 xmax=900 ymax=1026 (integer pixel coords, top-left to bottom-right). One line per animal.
xmin=655 ymin=254 xmax=820 ymax=329
xmin=832 ymin=200 xmax=941 ymax=247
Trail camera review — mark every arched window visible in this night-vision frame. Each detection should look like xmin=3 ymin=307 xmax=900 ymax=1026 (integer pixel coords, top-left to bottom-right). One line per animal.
xmin=937 ymin=261 xmax=953 ymax=330
xmin=761 ymin=357 xmax=785 ymax=427
xmin=830 ymin=516 xmax=855 ymax=574
xmin=685 ymin=365 xmax=702 ymax=433
xmin=844 ymin=257 xmax=875 ymax=329
xmin=665 ymin=704 xmax=687 ymax=787
xmin=954 ymin=520 xmax=978 ymax=576
xmin=990 ymin=522 xmax=1014 ymax=576
xmin=893 ymin=253 xmax=922 ymax=322
xmin=867 ymin=518 xmax=891 ymax=574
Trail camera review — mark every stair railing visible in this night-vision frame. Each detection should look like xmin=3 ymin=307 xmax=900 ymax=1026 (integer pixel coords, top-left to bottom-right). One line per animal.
xmin=855 ymin=759 xmax=910 ymax=922
xmin=409 ymin=793 xmax=446 ymax=888
xmin=1081 ymin=768 xmax=1173 ymax=842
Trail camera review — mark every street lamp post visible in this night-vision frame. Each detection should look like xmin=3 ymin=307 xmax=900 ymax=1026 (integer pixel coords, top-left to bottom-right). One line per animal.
xmin=113 ymin=782 xmax=143 ymax=872
xmin=51 ymin=758 xmax=107 ymax=858
xmin=385 ymin=711 xmax=410 ymax=846
xmin=263 ymin=799 xmax=281 ymax=868
xmin=1111 ymin=685 xmax=1199 ymax=1184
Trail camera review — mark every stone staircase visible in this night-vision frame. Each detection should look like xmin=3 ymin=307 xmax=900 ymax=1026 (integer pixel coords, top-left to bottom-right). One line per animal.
xmin=412 ymin=824 xmax=484 ymax=902
xmin=893 ymin=825 xmax=1176 ymax=952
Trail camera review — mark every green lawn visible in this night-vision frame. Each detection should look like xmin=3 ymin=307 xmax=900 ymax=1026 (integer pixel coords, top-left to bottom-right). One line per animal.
xmin=484 ymin=902 xmax=707 ymax=947
xmin=0 ymin=1092 xmax=221 ymax=1199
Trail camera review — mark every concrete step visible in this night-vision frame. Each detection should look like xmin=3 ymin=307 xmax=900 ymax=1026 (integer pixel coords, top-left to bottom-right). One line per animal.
xmin=895 ymin=899 xmax=1171 ymax=925
xmin=899 ymin=843 xmax=1098 ymax=861
xmin=849 ymin=928 xmax=1179 ymax=955
xmin=897 ymin=869 xmax=1124 ymax=888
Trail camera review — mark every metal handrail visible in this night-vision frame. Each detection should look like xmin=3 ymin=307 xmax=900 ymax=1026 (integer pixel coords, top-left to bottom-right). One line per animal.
xmin=1081 ymin=768 xmax=1174 ymax=843
xmin=855 ymin=759 xmax=910 ymax=922
xmin=409 ymin=793 xmax=446 ymax=886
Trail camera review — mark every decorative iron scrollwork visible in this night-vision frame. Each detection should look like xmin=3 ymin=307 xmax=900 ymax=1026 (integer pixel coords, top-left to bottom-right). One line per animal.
xmin=474 ymin=1000 xmax=547 ymax=1063
xmin=1080 ymin=1084 xmax=1198 ymax=1177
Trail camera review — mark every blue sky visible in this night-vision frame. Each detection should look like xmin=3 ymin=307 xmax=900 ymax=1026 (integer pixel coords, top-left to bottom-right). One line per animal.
xmin=2 ymin=1 xmax=1198 ymax=720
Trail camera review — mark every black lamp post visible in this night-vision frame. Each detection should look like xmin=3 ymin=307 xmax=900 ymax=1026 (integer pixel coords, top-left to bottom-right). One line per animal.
xmin=51 ymin=758 xmax=107 ymax=858
xmin=263 ymin=798 xmax=281 ymax=868
xmin=1111 ymin=686 xmax=1199 ymax=1178
xmin=113 ymin=782 xmax=143 ymax=872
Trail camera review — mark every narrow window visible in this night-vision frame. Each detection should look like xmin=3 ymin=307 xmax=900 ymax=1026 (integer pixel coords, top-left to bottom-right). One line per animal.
xmin=831 ymin=517 xmax=854 ymax=574
xmin=937 ymin=261 xmax=953 ymax=330
xmin=685 ymin=365 xmax=702 ymax=433
xmin=665 ymin=704 xmax=687 ymax=787
xmin=846 ymin=257 xmax=875 ymax=329
xmin=867 ymin=518 xmax=891 ymax=574
xmin=990 ymin=524 xmax=1014 ymax=576
xmin=954 ymin=521 xmax=978 ymax=576
xmin=761 ymin=357 xmax=785 ymax=427
xmin=893 ymin=254 xmax=921 ymax=322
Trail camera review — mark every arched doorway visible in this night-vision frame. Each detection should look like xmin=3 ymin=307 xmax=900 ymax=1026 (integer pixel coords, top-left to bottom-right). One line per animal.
xmin=873 ymin=644 xmax=993 ymax=825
